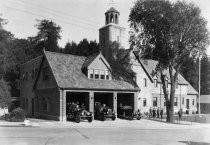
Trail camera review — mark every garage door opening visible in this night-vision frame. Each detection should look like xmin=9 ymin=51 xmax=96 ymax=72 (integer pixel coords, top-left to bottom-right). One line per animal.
xmin=66 ymin=92 xmax=89 ymax=111
xmin=94 ymin=92 xmax=113 ymax=109
xmin=117 ymin=93 xmax=134 ymax=111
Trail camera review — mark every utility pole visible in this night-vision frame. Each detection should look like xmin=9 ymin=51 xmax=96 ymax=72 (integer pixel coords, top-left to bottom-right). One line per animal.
xmin=198 ymin=51 xmax=201 ymax=115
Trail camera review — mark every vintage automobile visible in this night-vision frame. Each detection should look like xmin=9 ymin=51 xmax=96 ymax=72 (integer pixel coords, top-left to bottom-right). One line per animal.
xmin=66 ymin=103 xmax=93 ymax=123
xmin=94 ymin=102 xmax=116 ymax=121
xmin=117 ymin=105 xmax=141 ymax=120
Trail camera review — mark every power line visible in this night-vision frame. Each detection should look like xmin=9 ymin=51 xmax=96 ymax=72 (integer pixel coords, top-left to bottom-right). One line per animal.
xmin=5 ymin=0 xmax=101 ymax=29
xmin=8 ymin=0 xmax=101 ymax=26
xmin=3 ymin=5 xmax=99 ymax=32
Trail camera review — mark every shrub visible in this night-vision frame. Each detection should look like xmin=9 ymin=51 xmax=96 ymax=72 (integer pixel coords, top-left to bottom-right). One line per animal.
xmin=0 ymin=114 xmax=10 ymax=121
xmin=9 ymin=107 xmax=25 ymax=122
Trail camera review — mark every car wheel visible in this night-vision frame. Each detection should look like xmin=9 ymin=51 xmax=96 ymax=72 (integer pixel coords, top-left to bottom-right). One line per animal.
xmin=112 ymin=116 xmax=116 ymax=121
xmin=75 ymin=115 xmax=80 ymax=123
xmin=137 ymin=116 xmax=141 ymax=120
xmin=88 ymin=117 xmax=93 ymax=122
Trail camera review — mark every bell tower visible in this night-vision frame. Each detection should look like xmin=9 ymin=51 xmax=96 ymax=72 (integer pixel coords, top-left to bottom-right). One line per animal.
xmin=99 ymin=7 xmax=126 ymax=61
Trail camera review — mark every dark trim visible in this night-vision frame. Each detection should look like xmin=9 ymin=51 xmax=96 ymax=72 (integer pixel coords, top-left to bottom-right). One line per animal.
xmin=59 ymin=87 xmax=139 ymax=92
xmin=132 ymin=52 xmax=153 ymax=83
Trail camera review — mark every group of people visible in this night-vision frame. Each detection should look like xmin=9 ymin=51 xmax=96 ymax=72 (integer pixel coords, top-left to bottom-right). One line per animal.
xmin=67 ymin=102 xmax=86 ymax=112
xmin=149 ymin=107 xmax=164 ymax=119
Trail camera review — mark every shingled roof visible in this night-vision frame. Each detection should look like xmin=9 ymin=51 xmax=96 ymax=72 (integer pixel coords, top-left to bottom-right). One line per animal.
xmin=105 ymin=7 xmax=119 ymax=14
xmin=43 ymin=51 xmax=139 ymax=91
xmin=140 ymin=59 xmax=189 ymax=85
xmin=132 ymin=51 xmax=199 ymax=94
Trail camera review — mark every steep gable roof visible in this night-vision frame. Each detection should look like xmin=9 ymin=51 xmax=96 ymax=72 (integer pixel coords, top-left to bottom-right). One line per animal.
xmin=132 ymin=51 xmax=188 ymax=85
xmin=82 ymin=52 xmax=111 ymax=71
xmin=35 ymin=51 xmax=139 ymax=91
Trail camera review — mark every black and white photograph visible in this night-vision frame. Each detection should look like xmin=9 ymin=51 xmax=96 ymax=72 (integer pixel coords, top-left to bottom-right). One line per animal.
xmin=0 ymin=0 xmax=210 ymax=144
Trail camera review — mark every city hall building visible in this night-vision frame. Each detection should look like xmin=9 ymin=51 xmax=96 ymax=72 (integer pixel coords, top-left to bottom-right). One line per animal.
xmin=20 ymin=7 xmax=198 ymax=121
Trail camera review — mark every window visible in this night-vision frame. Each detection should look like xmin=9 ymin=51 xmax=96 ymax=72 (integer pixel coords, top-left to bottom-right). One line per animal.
xmin=43 ymin=67 xmax=50 ymax=81
xmin=154 ymin=79 xmax=157 ymax=87
xmin=105 ymin=70 xmax=110 ymax=80
xmin=42 ymin=98 xmax=49 ymax=111
xmin=89 ymin=69 xmax=94 ymax=79
xmin=32 ymin=69 xmax=35 ymax=79
xmin=166 ymin=80 xmax=168 ymax=88
xmin=144 ymin=78 xmax=147 ymax=87
xmin=143 ymin=98 xmax=147 ymax=107
xmin=153 ymin=97 xmax=157 ymax=107
xmin=182 ymin=97 xmax=184 ymax=105
xmin=174 ymin=97 xmax=178 ymax=106
xmin=192 ymin=99 xmax=195 ymax=106
xmin=117 ymin=36 xmax=119 ymax=42
xmin=94 ymin=70 xmax=99 ymax=79
xmin=100 ymin=70 xmax=105 ymax=80
xmin=164 ymin=98 xmax=166 ymax=106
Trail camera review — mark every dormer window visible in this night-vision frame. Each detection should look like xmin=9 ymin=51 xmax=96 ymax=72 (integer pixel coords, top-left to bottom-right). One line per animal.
xmin=94 ymin=70 xmax=99 ymax=79
xmin=105 ymin=70 xmax=110 ymax=80
xmin=89 ymin=69 xmax=94 ymax=78
xmin=100 ymin=70 xmax=105 ymax=80
xmin=88 ymin=69 xmax=111 ymax=80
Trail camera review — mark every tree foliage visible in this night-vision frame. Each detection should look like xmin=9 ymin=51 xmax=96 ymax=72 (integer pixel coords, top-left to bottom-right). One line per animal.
xmin=0 ymin=17 xmax=14 ymax=74
xmin=129 ymin=0 xmax=209 ymax=122
xmin=62 ymin=39 xmax=99 ymax=56
xmin=0 ymin=79 xmax=11 ymax=108
xmin=32 ymin=19 xmax=61 ymax=55
xmin=200 ymin=56 xmax=210 ymax=95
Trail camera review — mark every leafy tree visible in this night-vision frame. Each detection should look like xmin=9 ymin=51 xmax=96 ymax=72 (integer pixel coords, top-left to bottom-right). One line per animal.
xmin=0 ymin=79 xmax=11 ymax=109
xmin=32 ymin=19 xmax=61 ymax=55
xmin=107 ymin=41 xmax=136 ymax=85
xmin=180 ymin=56 xmax=198 ymax=91
xmin=129 ymin=0 xmax=209 ymax=122
xmin=63 ymin=41 xmax=77 ymax=55
xmin=201 ymin=55 xmax=210 ymax=95
xmin=62 ymin=39 xmax=99 ymax=57
xmin=0 ymin=17 xmax=14 ymax=74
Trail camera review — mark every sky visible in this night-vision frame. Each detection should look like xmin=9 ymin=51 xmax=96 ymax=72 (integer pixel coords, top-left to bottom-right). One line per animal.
xmin=0 ymin=0 xmax=210 ymax=55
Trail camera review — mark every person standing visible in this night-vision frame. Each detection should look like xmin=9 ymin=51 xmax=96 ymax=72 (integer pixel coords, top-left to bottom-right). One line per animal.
xmin=149 ymin=107 xmax=152 ymax=118
xmin=178 ymin=108 xmax=183 ymax=123
xmin=160 ymin=108 xmax=163 ymax=120
xmin=153 ymin=108 xmax=156 ymax=118
xmin=157 ymin=107 xmax=160 ymax=118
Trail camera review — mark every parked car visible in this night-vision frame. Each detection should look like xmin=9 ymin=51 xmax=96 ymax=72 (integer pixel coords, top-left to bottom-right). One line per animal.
xmin=66 ymin=103 xmax=93 ymax=123
xmin=94 ymin=102 xmax=116 ymax=121
xmin=118 ymin=105 xmax=141 ymax=120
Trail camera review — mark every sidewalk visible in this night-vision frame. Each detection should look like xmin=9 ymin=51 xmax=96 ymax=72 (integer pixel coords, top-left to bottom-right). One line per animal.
xmin=1 ymin=118 xmax=210 ymax=129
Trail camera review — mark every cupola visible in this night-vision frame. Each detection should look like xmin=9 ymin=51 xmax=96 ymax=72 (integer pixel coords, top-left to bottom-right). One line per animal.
xmin=105 ymin=7 xmax=120 ymax=25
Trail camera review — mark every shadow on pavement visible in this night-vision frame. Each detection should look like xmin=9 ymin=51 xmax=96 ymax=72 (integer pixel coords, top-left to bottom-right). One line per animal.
xmin=179 ymin=141 xmax=210 ymax=145
xmin=143 ymin=117 xmax=192 ymax=126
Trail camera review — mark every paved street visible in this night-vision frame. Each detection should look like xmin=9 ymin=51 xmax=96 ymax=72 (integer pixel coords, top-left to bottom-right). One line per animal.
xmin=0 ymin=119 xmax=210 ymax=145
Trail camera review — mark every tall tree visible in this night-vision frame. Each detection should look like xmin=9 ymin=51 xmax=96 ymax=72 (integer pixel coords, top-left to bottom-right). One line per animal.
xmin=180 ymin=56 xmax=198 ymax=91
xmin=0 ymin=16 xmax=14 ymax=74
xmin=0 ymin=79 xmax=11 ymax=109
xmin=62 ymin=39 xmax=99 ymax=57
xmin=201 ymin=55 xmax=210 ymax=95
xmin=32 ymin=19 xmax=61 ymax=55
xmin=129 ymin=0 xmax=209 ymax=122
